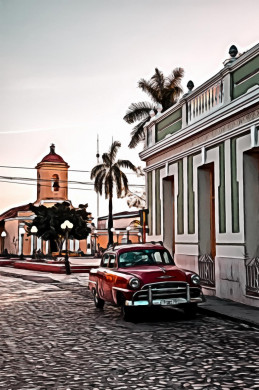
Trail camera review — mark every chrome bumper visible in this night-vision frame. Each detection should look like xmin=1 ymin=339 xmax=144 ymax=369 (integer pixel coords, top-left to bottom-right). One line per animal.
xmin=125 ymin=296 xmax=204 ymax=306
xmin=125 ymin=283 xmax=205 ymax=307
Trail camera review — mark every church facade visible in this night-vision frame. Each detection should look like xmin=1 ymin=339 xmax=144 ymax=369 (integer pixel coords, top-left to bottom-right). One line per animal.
xmin=140 ymin=43 xmax=259 ymax=307
xmin=0 ymin=144 xmax=91 ymax=256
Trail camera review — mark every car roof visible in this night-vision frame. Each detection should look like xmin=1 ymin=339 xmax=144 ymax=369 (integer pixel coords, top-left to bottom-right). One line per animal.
xmin=105 ymin=243 xmax=165 ymax=255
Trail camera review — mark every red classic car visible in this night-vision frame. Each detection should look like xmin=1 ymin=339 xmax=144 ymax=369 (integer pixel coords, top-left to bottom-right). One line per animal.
xmin=88 ymin=242 xmax=205 ymax=320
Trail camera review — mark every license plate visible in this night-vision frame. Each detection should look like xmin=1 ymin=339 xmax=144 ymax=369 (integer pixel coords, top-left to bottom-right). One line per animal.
xmin=161 ymin=299 xmax=178 ymax=305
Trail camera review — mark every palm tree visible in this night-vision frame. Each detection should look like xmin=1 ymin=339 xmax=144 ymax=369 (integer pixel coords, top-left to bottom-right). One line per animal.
xmin=91 ymin=141 xmax=137 ymax=246
xmin=124 ymin=67 xmax=184 ymax=148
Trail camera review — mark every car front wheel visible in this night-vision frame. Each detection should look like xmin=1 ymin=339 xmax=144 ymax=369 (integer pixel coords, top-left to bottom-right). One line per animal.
xmin=184 ymin=303 xmax=197 ymax=318
xmin=121 ymin=302 xmax=134 ymax=321
xmin=93 ymin=289 xmax=104 ymax=309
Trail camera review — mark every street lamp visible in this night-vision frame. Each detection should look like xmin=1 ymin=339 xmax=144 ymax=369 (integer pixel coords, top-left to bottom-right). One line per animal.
xmin=31 ymin=226 xmax=38 ymax=259
xmin=138 ymin=232 xmax=142 ymax=243
xmin=126 ymin=226 xmax=131 ymax=244
xmin=93 ymin=229 xmax=98 ymax=255
xmin=20 ymin=226 xmax=26 ymax=260
xmin=1 ymin=231 xmax=6 ymax=255
xmin=115 ymin=230 xmax=120 ymax=244
xmin=61 ymin=220 xmax=73 ymax=275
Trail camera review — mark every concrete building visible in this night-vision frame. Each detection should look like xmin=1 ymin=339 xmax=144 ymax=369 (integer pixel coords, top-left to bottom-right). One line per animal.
xmin=140 ymin=43 xmax=259 ymax=306
xmin=0 ymin=144 xmax=91 ymax=256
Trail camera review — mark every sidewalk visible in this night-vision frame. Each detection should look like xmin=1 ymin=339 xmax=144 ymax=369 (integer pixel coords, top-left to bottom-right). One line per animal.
xmin=0 ymin=264 xmax=258 ymax=327
xmin=198 ymin=295 xmax=259 ymax=328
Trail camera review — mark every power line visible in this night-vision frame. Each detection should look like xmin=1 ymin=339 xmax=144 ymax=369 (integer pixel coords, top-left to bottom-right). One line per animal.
xmin=0 ymin=179 xmax=93 ymax=191
xmin=0 ymin=164 xmax=141 ymax=174
xmin=0 ymin=174 xmax=145 ymax=187
xmin=0 ymin=179 xmax=144 ymax=191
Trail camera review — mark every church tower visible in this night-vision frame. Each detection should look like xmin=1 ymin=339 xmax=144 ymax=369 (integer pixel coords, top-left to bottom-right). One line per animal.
xmin=35 ymin=144 xmax=70 ymax=206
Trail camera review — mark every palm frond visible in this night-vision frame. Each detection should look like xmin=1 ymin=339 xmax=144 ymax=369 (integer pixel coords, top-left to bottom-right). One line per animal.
xmin=104 ymin=174 xmax=112 ymax=199
xmin=138 ymin=80 xmax=161 ymax=104
xmin=112 ymin=165 xmax=123 ymax=197
xmin=109 ymin=141 xmax=121 ymax=164
xmin=102 ymin=152 xmax=111 ymax=167
xmin=90 ymin=163 xmax=106 ymax=180
xmin=128 ymin=117 xmax=149 ymax=149
xmin=165 ymin=67 xmax=184 ymax=89
xmin=116 ymin=160 xmax=137 ymax=172
xmin=150 ymin=68 xmax=165 ymax=101
xmin=120 ymin=171 xmax=129 ymax=197
xmin=123 ymin=102 xmax=154 ymax=124
xmin=94 ymin=169 xmax=106 ymax=195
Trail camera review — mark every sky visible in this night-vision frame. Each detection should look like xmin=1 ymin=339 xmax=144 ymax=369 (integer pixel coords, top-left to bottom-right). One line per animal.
xmin=0 ymin=0 xmax=258 ymax=220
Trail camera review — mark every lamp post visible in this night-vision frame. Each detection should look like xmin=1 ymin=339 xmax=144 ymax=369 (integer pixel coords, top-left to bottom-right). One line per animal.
xmin=115 ymin=230 xmax=120 ymax=244
xmin=61 ymin=220 xmax=73 ymax=275
xmin=93 ymin=229 xmax=97 ymax=255
xmin=138 ymin=232 xmax=142 ymax=243
xmin=31 ymin=226 xmax=38 ymax=259
xmin=20 ymin=226 xmax=26 ymax=260
xmin=1 ymin=231 xmax=6 ymax=255
xmin=126 ymin=226 xmax=131 ymax=244
xmin=110 ymin=227 xmax=115 ymax=246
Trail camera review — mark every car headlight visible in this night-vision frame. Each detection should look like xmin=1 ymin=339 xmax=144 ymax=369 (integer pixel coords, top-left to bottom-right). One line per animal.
xmin=129 ymin=277 xmax=140 ymax=289
xmin=191 ymin=274 xmax=200 ymax=285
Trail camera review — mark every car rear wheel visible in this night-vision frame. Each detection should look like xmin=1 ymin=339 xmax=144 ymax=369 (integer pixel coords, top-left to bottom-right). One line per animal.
xmin=93 ymin=289 xmax=104 ymax=309
xmin=184 ymin=303 xmax=197 ymax=318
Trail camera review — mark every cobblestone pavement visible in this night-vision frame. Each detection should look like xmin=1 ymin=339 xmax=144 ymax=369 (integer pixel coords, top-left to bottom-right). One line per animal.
xmin=0 ymin=276 xmax=258 ymax=390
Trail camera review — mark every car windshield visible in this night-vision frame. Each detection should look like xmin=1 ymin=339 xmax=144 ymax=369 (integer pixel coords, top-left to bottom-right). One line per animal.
xmin=118 ymin=249 xmax=174 ymax=268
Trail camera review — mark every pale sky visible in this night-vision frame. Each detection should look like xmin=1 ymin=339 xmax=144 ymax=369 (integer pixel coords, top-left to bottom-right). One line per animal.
xmin=0 ymin=0 xmax=258 ymax=219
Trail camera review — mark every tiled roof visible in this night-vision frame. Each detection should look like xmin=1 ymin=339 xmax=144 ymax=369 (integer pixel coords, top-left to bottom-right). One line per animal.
xmin=0 ymin=204 xmax=31 ymax=222
xmin=41 ymin=153 xmax=65 ymax=163
xmin=98 ymin=210 xmax=140 ymax=221
xmin=39 ymin=144 xmax=67 ymax=164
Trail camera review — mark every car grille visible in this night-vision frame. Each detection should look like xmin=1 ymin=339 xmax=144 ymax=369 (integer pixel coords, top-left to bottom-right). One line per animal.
xmin=132 ymin=282 xmax=201 ymax=302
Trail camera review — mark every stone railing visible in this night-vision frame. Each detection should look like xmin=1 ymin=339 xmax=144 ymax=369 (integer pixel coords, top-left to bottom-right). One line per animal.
xmin=187 ymin=80 xmax=223 ymax=124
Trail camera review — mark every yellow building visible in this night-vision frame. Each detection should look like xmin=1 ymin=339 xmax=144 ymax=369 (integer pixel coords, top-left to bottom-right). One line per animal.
xmin=0 ymin=144 xmax=91 ymax=256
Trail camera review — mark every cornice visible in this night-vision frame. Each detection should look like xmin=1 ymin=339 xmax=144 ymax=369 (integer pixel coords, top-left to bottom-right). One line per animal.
xmin=144 ymin=113 xmax=259 ymax=172
xmin=140 ymin=88 xmax=259 ymax=161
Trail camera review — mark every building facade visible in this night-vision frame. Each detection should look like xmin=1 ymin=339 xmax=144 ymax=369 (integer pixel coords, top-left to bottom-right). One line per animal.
xmin=0 ymin=144 xmax=91 ymax=256
xmin=140 ymin=43 xmax=259 ymax=307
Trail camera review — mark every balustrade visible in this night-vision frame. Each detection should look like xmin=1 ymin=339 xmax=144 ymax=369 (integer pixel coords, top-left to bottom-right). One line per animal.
xmin=187 ymin=81 xmax=223 ymax=123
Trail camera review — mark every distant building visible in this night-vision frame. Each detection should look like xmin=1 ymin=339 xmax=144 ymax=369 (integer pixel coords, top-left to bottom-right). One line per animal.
xmin=0 ymin=144 xmax=92 ymax=256
xmin=140 ymin=43 xmax=259 ymax=307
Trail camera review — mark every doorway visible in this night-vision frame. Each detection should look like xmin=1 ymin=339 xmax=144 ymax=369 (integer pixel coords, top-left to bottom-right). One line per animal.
xmin=198 ymin=163 xmax=216 ymax=286
xmin=163 ymin=177 xmax=175 ymax=255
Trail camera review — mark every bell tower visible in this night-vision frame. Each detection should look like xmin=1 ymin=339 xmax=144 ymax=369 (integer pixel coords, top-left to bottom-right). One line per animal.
xmin=35 ymin=144 xmax=70 ymax=206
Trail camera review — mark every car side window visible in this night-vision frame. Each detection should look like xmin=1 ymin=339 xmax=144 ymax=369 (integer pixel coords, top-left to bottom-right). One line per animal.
xmin=109 ymin=254 xmax=116 ymax=268
xmin=102 ymin=254 xmax=109 ymax=268
xmin=154 ymin=251 xmax=163 ymax=264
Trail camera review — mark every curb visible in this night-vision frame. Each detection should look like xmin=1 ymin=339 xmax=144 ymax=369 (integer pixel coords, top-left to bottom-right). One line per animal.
xmin=198 ymin=306 xmax=259 ymax=329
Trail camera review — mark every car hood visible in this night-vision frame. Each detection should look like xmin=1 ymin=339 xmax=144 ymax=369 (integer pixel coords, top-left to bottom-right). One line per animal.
xmin=118 ymin=265 xmax=188 ymax=284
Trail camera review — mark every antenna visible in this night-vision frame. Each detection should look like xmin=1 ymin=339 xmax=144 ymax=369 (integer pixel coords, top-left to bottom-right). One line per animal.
xmin=96 ymin=134 xmax=100 ymax=220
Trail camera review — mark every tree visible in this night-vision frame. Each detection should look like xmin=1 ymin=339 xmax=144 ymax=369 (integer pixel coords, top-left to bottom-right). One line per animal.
xmin=91 ymin=141 xmax=137 ymax=246
xmin=127 ymin=190 xmax=146 ymax=209
xmin=26 ymin=202 xmax=91 ymax=255
xmin=124 ymin=67 xmax=184 ymax=148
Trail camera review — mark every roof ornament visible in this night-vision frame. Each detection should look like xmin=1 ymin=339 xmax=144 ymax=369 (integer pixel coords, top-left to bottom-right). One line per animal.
xmin=187 ymin=80 xmax=194 ymax=92
xmin=50 ymin=144 xmax=55 ymax=154
xmin=224 ymin=44 xmax=241 ymax=66
xmin=229 ymin=45 xmax=238 ymax=58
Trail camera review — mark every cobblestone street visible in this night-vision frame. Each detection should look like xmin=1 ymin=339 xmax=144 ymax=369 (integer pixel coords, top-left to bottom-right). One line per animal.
xmin=0 ymin=276 xmax=258 ymax=390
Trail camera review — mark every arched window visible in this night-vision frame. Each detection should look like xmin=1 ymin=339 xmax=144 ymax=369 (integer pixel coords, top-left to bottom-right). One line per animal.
xmin=52 ymin=174 xmax=60 ymax=192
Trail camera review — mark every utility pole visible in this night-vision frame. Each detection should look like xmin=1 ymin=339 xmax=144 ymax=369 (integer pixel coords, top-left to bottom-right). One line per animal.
xmin=96 ymin=134 xmax=100 ymax=220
